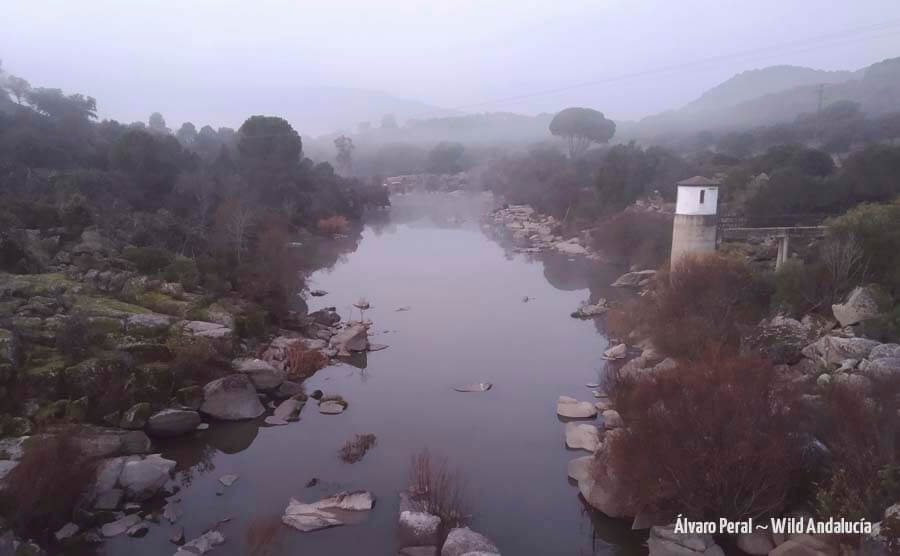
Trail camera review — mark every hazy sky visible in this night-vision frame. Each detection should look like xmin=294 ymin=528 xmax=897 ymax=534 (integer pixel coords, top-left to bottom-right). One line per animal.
xmin=2 ymin=0 xmax=898 ymax=134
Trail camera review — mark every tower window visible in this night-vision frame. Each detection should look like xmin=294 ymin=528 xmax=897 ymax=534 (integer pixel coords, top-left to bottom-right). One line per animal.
xmin=699 ymin=190 xmax=705 ymax=204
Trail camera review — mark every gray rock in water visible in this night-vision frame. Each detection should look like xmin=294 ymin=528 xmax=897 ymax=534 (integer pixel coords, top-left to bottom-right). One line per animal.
xmin=281 ymin=490 xmax=375 ymax=532
xmin=441 ymin=527 xmax=500 ymax=556
xmin=233 ymin=358 xmax=284 ymax=391
xmin=832 ymin=285 xmax=886 ymax=327
xmin=273 ymin=398 xmax=304 ymax=421
xmin=264 ymin=416 xmax=288 ymax=426
xmin=101 ymin=514 xmax=141 ymax=537
xmin=398 ymin=507 xmax=441 ymax=549
xmin=200 ymin=374 xmax=265 ymax=420
xmin=219 ymin=474 xmax=239 ymax=487
xmin=567 ymin=455 xmax=593 ymax=482
xmin=601 ymin=410 xmax=624 ymax=429
xmin=319 ymin=400 xmax=346 ymax=415
xmin=400 ymin=547 xmax=438 ymax=556
xmin=169 ymin=525 xmax=185 ymax=545
xmin=648 ymin=524 xmax=724 ymax=556
xmin=176 ymin=530 xmax=225 ymax=555
xmin=127 ymin=522 xmax=149 ymax=537
xmin=565 ymin=423 xmax=601 ymax=452
xmin=556 ymin=396 xmax=597 ymax=419
xmin=146 ymin=409 xmax=201 ymax=437
xmin=273 ymin=380 xmax=305 ymax=400
xmin=119 ymin=454 xmax=176 ymax=501
xmin=329 ymin=324 xmax=369 ymax=356
xmin=453 ymin=383 xmax=492 ymax=392
xmin=603 ymin=344 xmax=626 ymax=360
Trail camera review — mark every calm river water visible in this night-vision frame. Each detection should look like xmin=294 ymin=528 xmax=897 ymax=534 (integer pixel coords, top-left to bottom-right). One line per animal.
xmin=99 ymin=192 xmax=646 ymax=556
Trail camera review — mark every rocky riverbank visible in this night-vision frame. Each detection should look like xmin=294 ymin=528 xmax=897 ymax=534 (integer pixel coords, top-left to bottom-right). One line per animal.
xmin=561 ymin=281 xmax=900 ymax=556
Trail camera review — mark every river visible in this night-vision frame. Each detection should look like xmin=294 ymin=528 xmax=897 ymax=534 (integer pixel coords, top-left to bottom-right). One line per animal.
xmin=99 ymin=192 xmax=646 ymax=556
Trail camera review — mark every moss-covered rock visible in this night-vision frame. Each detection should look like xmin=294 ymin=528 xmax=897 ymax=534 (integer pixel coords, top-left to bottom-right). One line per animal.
xmin=71 ymin=295 xmax=151 ymax=318
xmin=124 ymin=313 xmax=175 ymax=338
xmin=130 ymin=363 xmax=176 ymax=403
xmin=175 ymin=385 xmax=203 ymax=410
xmin=133 ymin=291 xmax=190 ymax=317
xmin=62 ymin=356 xmax=131 ymax=400
xmin=0 ymin=414 xmax=32 ymax=437
xmin=0 ymin=328 xmax=20 ymax=367
xmin=34 ymin=399 xmax=69 ymax=424
xmin=0 ymin=272 xmax=78 ymax=297
xmin=86 ymin=316 xmax=125 ymax=336
xmin=21 ymin=355 xmax=67 ymax=398
xmin=65 ymin=396 xmax=89 ymax=422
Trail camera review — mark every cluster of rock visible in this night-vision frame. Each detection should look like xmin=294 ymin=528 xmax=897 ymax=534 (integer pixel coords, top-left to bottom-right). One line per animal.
xmin=490 ymin=205 xmax=595 ymax=258
xmin=396 ymin=492 xmax=500 ymax=556
xmin=384 ymin=173 xmax=472 ymax=194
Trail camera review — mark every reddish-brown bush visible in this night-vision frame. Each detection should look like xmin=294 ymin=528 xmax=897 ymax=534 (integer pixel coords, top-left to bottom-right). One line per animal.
xmin=247 ymin=514 xmax=284 ymax=556
xmin=591 ymin=211 xmax=673 ymax=268
xmin=815 ymin=384 xmax=900 ymax=521
xmin=317 ymin=215 xmax=349 ymax=236
xmin=0 ymin=435 xmax=98 ymax=539
xmin=285 ymin=344 xmax=327 ymax=379
xmin=606 ymin=353 xmax=803 ymax=520
xmin=642 ymin=254 xmax=771 ymax=359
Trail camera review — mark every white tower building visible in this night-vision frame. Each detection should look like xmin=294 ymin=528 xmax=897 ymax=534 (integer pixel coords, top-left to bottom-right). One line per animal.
xmin=670 ymin=176 xmax=719 ymax=269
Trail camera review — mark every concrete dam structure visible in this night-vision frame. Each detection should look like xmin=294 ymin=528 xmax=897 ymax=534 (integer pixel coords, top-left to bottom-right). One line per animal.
xmin=670 ymin=176 xmax=720 ymax=269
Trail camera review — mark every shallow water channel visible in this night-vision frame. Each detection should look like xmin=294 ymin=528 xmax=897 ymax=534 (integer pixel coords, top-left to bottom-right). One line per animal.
xmin=98 ymin=192 xmax=646 ymax=556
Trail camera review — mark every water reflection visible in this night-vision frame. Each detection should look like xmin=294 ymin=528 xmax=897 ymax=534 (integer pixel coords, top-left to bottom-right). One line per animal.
xmin=103 ymin=192 xmax=644 ymax=556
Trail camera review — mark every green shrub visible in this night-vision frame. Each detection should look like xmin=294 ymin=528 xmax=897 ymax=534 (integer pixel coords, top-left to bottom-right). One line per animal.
xmin=829 ymin=202 xmax=900 ymax=294
xmin=164 ymin=256 xmax=200 ymax=290
xmin=235 ymin=306 xmax=268 ymax=339
xmin=123 ymin=246 xmax=175 ymax=274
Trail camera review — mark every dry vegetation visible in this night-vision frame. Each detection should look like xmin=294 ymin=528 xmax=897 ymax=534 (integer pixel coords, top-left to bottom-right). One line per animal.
xmin=408 ymin=449 xmax=469 ymax=530
xmin=607 ymin=353 xmax=803 ymax=520
xmin=0 ymin=435 xmax=98 ymax=540
xmin=338 ymin=433 xmax=377 ymax=463
xmin=317 ymin=215 xmax=349 ymax=236
xmin=284 ymin=343 xmax=328 ymax=379
xmin=246 ymin=514 xmax=284 ymax=556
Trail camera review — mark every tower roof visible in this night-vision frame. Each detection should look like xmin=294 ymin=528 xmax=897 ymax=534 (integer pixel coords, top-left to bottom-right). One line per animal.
xmin=677 ymin=176 xmax=719 ymax=186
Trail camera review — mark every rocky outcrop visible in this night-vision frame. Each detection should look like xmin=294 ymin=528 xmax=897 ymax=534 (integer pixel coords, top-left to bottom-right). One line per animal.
xmin=125 ymin=313 xmax=174 ymax=338
xmin=200 ymin=374 xmax=265 ymax=420
xmin=329 ymin=324 xmax=369 ymax=356
xmin=832 ymin=285 xmax=887 ymax=327
xmin=181 ymin=320 xmax=233 ymax=339
xmin=741 ymin=316 xmax=819 ymax=365
xmin=557 ymin=396 xmax=597 ymax=419
xmin=233 ymin=358 xmax=284 ymax=391
xmin=612 ymin=270 xmax=657 ymax=288
xmin=146 ymin=409 xmax=201 ymax=437
xmin=565 ymin=423 xmax=601 ymax=452
xmin=801 ymin=336 xmax=880 ymax=368
xmin=603 ymin=343 xmax=627 ymax=360
xmin=571 ymin=300 xmax=609 ymax=319
xmin=118 ymin=454 xmax=177 ymax=501
xmin=120 ymin=402 xmax=152 ymax=430
xmin=648 ymin=524 xmax=724 ymax=556
xmin=441 ymin=527 xmax=500 ymax=556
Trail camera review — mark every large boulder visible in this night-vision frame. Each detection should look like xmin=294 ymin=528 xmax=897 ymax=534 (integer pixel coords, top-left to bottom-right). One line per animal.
xmin=200 ymin=374 xmax=265 ymax=420
xmin=802 ymin=336 xmax=881 ymax=367
xmin=870 ymin=343 xmax=900 ymax=360
xmin=398 ymin=494 xmax=441 ymax=549
xmin=119 ymin=454 xmax=176 ymax=501
xmin=119 ymin=402 xmax=152 ymax=430
xmin=441 ymin=527 xmax=500 ymax=556
xmin=282 ymin=490 xmax=375 ymax=532
xmin=181 ymin=320 xmax=233 ymax=339
xmin=861 ymin=358 xmax=900 ymax=384
xmin=741 ymin=316 xmax=816 ymax=365
xmin=648 ymin=524 xmax=724 ymax=556
xmin=832 ymin=285 xmax=887 ymax=327
xmin=612 ymin=270 xmax=657 ymax=288
xmin=557 ymin=396 xmax=597 ymax=419
xmin=565 ymin=423 xmax=601 ymax=452
xmin=233 ymin=358 xmax=284 ymax=391
xmin=146 ymin=409 xmax=201 ymax=437
xmin=125 ymin=313 xmax=174 ymax=338
xmin=329 ymin=324 xmax=369 ymax=356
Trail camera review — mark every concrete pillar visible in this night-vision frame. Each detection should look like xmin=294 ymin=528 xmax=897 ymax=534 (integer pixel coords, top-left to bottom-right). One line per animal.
xmin=775 ymin=234 xmax=790 ymax=271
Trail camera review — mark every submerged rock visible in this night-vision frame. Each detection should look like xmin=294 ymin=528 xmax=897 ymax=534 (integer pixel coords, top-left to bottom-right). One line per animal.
xmin=330 ymin=324 xmax=369 ymax=356
xmin=101 ymin=514 xmax=141 ymax=537
xmin=218 ymin=473 xmax=239 ymax=487
xmin=175 ymin=530 xmax=225 ymax=555
xmin=556 ymin=396 xmax=597 ymax=419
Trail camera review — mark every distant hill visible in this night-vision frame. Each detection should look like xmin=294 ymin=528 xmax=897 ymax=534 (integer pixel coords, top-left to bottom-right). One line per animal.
xmin=635 ymin=57 xmax=900 ymax=137
xmin=683 ymin=65 xmax=855 ymax=113
xmin=294 ymin=87 xmax=459 ymax=136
